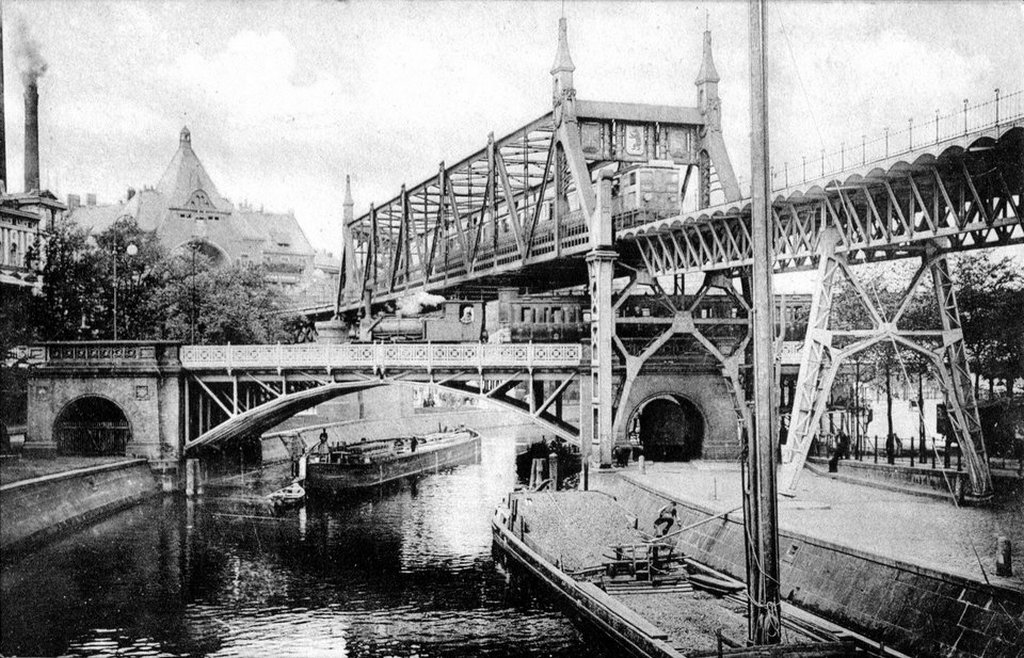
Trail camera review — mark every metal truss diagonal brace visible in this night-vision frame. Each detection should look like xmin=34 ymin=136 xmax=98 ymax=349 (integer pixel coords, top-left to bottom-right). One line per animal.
xmin=780 ymin=228 xmax=841 ymax=494
xmin=929 ymin=250 xmax=993 ymax=499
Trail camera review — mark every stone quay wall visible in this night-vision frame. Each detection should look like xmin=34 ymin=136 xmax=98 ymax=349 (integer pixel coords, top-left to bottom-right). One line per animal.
xmin=0 ymin=459 xmax=159 ymax=551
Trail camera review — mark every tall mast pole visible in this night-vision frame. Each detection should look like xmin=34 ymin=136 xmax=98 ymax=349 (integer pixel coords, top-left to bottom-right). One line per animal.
xmin=747 ymin=0 xmax=782 ymax=644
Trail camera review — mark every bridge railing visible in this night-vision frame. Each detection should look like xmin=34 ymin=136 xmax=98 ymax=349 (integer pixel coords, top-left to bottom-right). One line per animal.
xmin=771 ymin=88 xmax=1023 ymax=191
xmin=180 ymin=342 xmax=584 ymax=372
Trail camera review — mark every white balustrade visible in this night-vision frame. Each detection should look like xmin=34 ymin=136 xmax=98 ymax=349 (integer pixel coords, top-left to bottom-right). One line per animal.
xmin=180 ymin=342 xmax=582 ymax=371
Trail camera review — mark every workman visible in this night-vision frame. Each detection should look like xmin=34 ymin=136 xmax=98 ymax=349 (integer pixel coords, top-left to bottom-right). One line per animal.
xmin=653 ymin=502 xmax=678 ymax=537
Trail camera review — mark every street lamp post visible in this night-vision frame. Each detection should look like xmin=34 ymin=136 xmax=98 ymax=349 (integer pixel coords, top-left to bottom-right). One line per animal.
xmin=113 ymin=242 xmax=138 ymax=340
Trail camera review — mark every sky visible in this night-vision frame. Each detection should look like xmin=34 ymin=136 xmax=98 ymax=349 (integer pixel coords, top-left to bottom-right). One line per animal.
xmin=3 ymin=0 xmax=1023 ymax=254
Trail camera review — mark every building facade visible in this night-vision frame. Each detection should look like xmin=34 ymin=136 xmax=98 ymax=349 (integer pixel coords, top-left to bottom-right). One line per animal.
xmin=69 ymin=128 xmax=322 ymax=292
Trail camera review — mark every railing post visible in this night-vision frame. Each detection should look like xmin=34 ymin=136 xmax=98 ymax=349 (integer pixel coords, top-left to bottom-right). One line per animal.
xmin=820 ymin=149 xmax=825 ymax=176
xmin=884 ymin=127 xmax=889 ymax=157
xmin=935 ymin=109 xmax=940 ymax=144
xmin=963 ymin=98 xmax=969 ymax=135
xmin=784 ymin=162 xmax=788 ymax=188
xmin=995 ymin=88 xmax=1001 ymax=130
xmin=861 ymin=135 xmax=865 ymax=165
xmin=802 ymin=156 xmax=806 ymax=183
xmin=840 ymin=142 xmax=844 ymax=171
xmin=908 ymin=117 xmax=913 ymax=150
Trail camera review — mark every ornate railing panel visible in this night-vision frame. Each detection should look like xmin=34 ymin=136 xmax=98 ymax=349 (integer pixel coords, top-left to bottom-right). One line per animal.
xmin=179 ymin=342 xmax=583 ymax=372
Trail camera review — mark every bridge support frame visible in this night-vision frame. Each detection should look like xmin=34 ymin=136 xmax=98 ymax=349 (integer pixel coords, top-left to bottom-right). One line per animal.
xmin=780 ymin=235 xmax=994 ymax=500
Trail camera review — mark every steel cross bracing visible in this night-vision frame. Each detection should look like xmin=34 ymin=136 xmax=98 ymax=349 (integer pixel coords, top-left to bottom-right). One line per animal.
xmin=338 ymin=101 xmax=707 ymax=311
xmin=779 ymin=231 xmax=995 ymax=499
xmin=179 ymin=342 xmax=586 ymax=452
xmin=622 ymin=126 xmax=1023 ymax=277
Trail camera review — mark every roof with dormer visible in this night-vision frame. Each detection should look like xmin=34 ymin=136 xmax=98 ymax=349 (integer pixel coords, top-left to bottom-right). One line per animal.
xmin=69 ymin=127 xmax=316 ymax=272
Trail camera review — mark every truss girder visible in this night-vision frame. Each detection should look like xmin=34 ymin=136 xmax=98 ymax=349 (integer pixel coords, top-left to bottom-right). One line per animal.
xmin=340 ymin=105 xmax=705 ymax=309
xmin=627 ymin=127 xmax=1023 ymax=278
xmin=780 ymin=240 xmax=994 ymax=499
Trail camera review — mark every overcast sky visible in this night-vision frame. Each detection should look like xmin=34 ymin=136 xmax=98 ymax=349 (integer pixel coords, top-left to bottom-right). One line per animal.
xmin=4 ymin=0 xmax=1023 ymax=253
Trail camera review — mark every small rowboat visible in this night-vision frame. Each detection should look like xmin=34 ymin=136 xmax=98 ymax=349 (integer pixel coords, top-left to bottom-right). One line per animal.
xmin=267 ymin=482 xmax=305 ymax=506
xmin=688 ymin=572 xmax=745 ymax=596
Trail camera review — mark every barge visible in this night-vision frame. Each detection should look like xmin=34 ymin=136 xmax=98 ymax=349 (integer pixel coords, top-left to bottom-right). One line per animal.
xmin=305 ymin=427 xmax=481 ymax=494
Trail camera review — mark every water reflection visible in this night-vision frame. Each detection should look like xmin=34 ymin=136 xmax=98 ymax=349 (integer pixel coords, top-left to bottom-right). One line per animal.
xmin=1 ymin=431 xmax=591 ymax=657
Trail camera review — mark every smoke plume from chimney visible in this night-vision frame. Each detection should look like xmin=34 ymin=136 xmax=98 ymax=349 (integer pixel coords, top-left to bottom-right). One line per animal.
xmin=14 ymin=17 xmax=48 ymax=87
xmin=15 ymin=18 xmax=46 ymax=193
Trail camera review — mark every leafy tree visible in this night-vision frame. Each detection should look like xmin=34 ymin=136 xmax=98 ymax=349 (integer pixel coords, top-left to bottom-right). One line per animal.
xmin=91 ymin=217 xmax=167 ymax=340
xmin=28 ymin=216 xmax=100 ymax=340
xmin=950 ymin=251 xmax=1024 ymax=396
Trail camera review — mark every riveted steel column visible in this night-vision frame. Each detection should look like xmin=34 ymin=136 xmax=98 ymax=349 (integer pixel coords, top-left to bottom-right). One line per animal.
xmin=587 ymin=171 xmax=616 ymax=468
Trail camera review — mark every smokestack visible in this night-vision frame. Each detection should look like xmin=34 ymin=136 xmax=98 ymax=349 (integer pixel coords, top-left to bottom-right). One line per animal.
xmin=15 ymin=17 xmax=48 ymax=194
xmin=24 ymin=79 xmax=39 ymax=192
xmin=1 ymin=8 xmax=7 ymax=190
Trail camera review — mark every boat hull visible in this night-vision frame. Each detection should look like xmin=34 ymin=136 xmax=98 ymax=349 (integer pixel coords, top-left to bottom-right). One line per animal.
xmin=306 ymin=434 xmax=481 ymax=494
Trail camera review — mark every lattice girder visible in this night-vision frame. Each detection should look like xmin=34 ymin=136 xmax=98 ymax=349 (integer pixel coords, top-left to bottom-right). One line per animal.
xmin=780 ymin=241 xmax=995 ymax=499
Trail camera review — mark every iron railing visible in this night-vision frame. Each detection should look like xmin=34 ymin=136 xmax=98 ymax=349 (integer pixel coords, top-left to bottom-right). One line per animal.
xmin=180 ymin=342 xmax=584 ymax=372
xmin=771 ymin=88 xmax=1023 ymax=191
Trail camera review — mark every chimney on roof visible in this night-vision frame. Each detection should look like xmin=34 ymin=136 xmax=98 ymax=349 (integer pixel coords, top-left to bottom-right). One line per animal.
xmin=127 ymin=187 xmax=136 ymax=201
xmin=86 ymin=193 xmax=96 ymax=206
xmin=67 ymin=193 xmax=80 ymax=210
xmin=24 ymin=78 xmax=40 ymax=192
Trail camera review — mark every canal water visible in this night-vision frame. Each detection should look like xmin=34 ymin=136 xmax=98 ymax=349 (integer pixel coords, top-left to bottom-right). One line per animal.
xmin=1 ymin=429 xmax=599 ymax=657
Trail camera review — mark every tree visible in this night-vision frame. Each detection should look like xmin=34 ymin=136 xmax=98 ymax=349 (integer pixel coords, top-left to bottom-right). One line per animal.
xmin=951 ymin=252 xmax=1024 ymax=396
xmin=28 ymin=216 xmax=101 ymax=340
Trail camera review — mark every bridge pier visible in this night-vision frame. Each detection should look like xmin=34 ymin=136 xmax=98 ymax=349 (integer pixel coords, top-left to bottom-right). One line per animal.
xmin=24 ymin=342 xmax=185 ymax=485
xmin=780 ymin=235 xmax=994 ymax=500
xmin=587 ymin=172 xmax=617 ymax=468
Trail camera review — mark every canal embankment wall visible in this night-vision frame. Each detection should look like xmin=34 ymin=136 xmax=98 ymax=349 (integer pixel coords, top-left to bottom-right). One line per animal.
xmin=0 ymin=459 xmax=159 ymax=552
xmin=598 ymin=473 xmax=1023 ymax=658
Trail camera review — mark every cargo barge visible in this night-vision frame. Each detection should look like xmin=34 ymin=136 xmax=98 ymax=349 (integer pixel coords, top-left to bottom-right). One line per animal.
xmin=305 ymin=427 xmax=481 ymax=494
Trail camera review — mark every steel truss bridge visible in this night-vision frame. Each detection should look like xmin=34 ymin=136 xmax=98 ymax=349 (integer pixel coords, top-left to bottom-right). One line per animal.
xmin=242 ymin=23 xmax=1024 ymax=500
xmin=179 ymin=343 xmax=587 ymax=452
xmin=24 ymin=20 xmax=1022 ymax=502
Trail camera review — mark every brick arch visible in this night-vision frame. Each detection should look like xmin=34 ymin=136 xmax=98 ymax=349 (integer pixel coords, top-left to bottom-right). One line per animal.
xmin=53 ymin=394 xmax=134 ymax=456
xmin=615 ymin=373 xmax=740 ymax=460
xmin=626 ymin=393 xmax=706 ymax=461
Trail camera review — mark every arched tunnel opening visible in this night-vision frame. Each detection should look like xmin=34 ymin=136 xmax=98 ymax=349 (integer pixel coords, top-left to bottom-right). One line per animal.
xmin=54 ymin=397 xmax=131 ymax=456
xmin=632 ymin=395 xmax=704 ymax=461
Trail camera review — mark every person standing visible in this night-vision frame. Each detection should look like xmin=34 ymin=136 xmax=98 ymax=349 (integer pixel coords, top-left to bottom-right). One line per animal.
xmin=289 ymin=435 xmax=305 ymax=478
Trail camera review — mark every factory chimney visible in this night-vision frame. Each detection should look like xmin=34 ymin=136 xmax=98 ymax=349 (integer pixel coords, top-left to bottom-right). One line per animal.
xmin=24 ymin=77 xmax=39 ymax=191
xmin=15 ymin=17 xmax=47 ymax=193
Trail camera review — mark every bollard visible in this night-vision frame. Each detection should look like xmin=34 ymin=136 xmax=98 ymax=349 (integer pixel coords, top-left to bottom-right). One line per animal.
xmin=874 ymin=436 xmax=878 ymax=464
xmin=639 ymin=455 xmax=646 ymax=474
xmin=996 ymin=537 xmax=1013 ymax=577
xmin=532 ymin=458 xmax=546 ymax=489
xmin=549 ymin=451 xmax=559 ymax=490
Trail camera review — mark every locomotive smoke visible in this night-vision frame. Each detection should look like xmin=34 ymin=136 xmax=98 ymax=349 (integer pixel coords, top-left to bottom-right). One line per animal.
xmin=397 ymin=291 xmax=446 ymax=316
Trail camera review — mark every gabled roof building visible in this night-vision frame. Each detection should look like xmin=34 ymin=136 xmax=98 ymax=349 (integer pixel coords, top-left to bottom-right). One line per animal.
xmin=69 ymin=127 xmax=317 ymax=289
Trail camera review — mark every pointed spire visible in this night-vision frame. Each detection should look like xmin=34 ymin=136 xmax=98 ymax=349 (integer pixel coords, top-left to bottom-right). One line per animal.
xmin=551 ymin=17 xmax=575 ymax=75
xmin=695 ymin=29 xmax=720 ymax=85
xmin=180 ymin=125 xmax=192 ymax=146
xmin=343 ymin=175 xmax=354 ymax=224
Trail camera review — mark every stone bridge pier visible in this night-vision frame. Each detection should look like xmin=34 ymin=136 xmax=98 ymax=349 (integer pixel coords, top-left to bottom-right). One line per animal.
xmin=24 ymin=342 xmax=183 ymax=488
